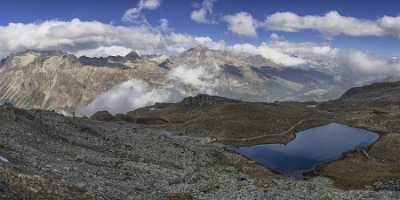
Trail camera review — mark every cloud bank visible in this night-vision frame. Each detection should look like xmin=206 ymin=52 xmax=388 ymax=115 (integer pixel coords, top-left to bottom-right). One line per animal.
xmin=265 ymin=11 xmax=400 ymax=38
xmin=221 ymin=10 xmax=400 ymax=39
xmin=0 ymin=18 xmax=225 ymax=58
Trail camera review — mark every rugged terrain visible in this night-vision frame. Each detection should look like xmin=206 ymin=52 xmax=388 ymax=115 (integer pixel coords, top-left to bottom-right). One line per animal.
xmin=1 ymin=81 xmax=400 ymax=199
xmin=339 ymin=81 xmax=400 ymax=103
xmin=0 ymin=48 xmax=353 ymax=115
xmin=0 ymin=50 xmax=168 ymax=114
xmin=97 ymin=82 xmax=400 ymax=190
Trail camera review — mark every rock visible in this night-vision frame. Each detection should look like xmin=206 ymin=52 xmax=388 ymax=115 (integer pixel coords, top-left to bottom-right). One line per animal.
xmin=90 ymin=111 xmax=116 ymax=121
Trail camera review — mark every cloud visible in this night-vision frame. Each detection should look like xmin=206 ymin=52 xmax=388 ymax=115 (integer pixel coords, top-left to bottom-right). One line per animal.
xmin=158 ymin=18 xmax=172 ymax=32
xmin=80 ymin=64 xmax=221 ymax=115
xmin=168 ymin=64 xmax=220 ymax=93
xmin=269 ymin=33 xmax=284 ymax=41
xmin=265 ymin=11 xmax=400 ymax=38
xmin=229 ymin=42 xmax=307 ymax=66
xmin=122 ymin=0 xmax=161 ymax=23
xmin=0 ymin=18 xmax=225 ymax=58
xmin=80 ymin=80 xmax=180 ymax=115
xmin=75 ymin=46 xmax=133 ymax=57
xmin=191 ymin=0 xmax=217 ymax=24
xmin=138 ymin=0 xmax=161 ymax=10
xmin=378 ymin=16 xmax=400 ymax=37
xmin=0 ymin=18 xmax=398 ymax=80
xmin=228 ymin=38 xmax=400 ymax=77
xmin=258 ymin=40 xmax=400 ymax=76
xmin=333 ymin=50 xmax=400 ymax=75
xmin=223 ymin=12 xmax=259 ymax=37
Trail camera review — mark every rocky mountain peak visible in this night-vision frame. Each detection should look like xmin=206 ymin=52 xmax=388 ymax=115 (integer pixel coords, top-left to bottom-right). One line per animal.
xmin=1 ymin=50 xmax=77 ymax=68
xmin=125 ymin=51 xmax=141 ymax=61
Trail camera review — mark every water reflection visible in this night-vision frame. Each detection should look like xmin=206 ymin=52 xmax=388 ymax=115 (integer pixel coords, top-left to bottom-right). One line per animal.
xmin=228 ymin=123 xmax=379 ymax=178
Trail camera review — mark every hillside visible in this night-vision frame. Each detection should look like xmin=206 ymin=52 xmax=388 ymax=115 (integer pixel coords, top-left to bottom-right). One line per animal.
xmin=1 ymin=90 xmax=400 ymax=198
xmin=339 ymin=81 xmax=400 ymax=103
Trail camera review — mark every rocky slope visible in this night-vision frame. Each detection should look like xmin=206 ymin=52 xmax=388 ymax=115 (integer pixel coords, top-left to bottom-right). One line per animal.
xmin=0 ymin=50 xmax=168 ymax=114
xmin=0 ymin=47 xmax=352 ymax=115
xmin=339 ymin=81 xmax=400 ymax=103
xmin=1 ymin=100 xmax=399 ymax=199
xmin=100 ymin=89 xmax=400 ymax=191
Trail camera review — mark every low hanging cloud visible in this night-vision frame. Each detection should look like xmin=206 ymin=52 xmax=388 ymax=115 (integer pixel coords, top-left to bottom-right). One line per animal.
xmin=265 ymin=11 xmax=400 ymax=38
xmin=80 ymin=80 xmax=181 ymax=115
xmin=260 ymin=40 xmax=400 ymax=75
xmin=169 ymin=64 xmax=220 ymax=94
xmin=229 ymin=42 xmax=308 ymax=66
xmin=229 ymin=39 xmax=400 ymax=76
xmin=191 ymin=0 xmax=218 ymax=24
xmin=122 ymin=0 xmax=161 ymax=23
xmin=75 ymin=46 xmax=133 ymax=57
xmin=223 ymin=12 xmax=259 ymax=37
xmin=80 ymin=63 xmax=221 ymax=115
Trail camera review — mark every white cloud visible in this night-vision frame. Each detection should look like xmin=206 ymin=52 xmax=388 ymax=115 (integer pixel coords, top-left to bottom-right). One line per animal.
xmin=0 ymin=18 xmax=398 ymax=80
xmin=159 ymin=18 xmax=172 ymax=32
xmin=259 ymin=40 xmax=400 ymax=75
xmin=270 ymin=33 xmax=284 ymax=41
xmin=0 ymin=19 xmax=226 ymax=58
xmin=80 ymin=79 xmax=180 ymax=115
xmin=229 ymin=42 xmax=307 ymax=66
xmin=333 ymin=50 xmax=400 ymax=75
xmin=378 ymin=16 xmax=400 ymax=37
xmin=81 ymin=64 xmax=221 ymax=115
xmin=228 ymin=38 xmax=400 ymax=77
xmin=122 ymin=8 xmax=144 ymax=23
xmin=265 ymin=11 xmax=400 ymax=38
xmin=223 ymin=12 xmax=259 ymax=37
xmin=138 ymin=0 xmax=161 ymax=10
xmin=191 ymin=0 xmax=217 ymax=24
xmin=75 ymin=46 xmax=133 ymax=57
xmin=122 ymin=0 xmax=161 ymax=23
xmin=168 ymin=64 xmax=220 ymax=93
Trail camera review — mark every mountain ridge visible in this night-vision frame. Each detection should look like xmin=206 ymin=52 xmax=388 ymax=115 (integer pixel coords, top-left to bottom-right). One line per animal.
xmin=0 ymin=47 xmax=355 ymax=114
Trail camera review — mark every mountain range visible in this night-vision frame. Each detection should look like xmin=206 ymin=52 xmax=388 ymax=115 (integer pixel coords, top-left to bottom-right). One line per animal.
xmin=0 ymin=47 xmax=378 ymax=115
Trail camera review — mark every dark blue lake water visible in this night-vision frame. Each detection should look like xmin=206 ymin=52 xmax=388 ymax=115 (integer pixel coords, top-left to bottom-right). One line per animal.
xmin=228 ymin=123 xmax=379 ymax=178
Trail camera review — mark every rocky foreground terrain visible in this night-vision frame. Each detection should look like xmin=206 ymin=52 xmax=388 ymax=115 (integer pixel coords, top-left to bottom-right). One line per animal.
xmin=1 ymin=81 xmax=400 ymax=199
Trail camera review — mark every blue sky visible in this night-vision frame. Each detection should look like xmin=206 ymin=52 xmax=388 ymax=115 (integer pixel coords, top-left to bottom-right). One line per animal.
xmin=1 ymin=0 xmax=399 ymax=58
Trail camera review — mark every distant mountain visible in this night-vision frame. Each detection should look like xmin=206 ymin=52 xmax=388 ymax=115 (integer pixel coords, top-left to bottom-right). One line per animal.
xmin=0 ymin=50 xmax=168 ymax=114
xmin=163 ymin=47 xmax=346 ymax=102
xmin=0 ymin=47 xmax=355 ymax=114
